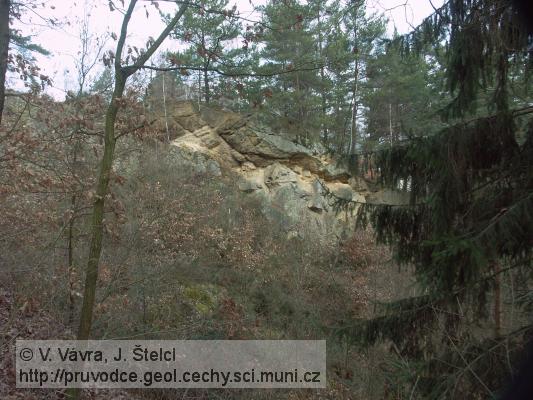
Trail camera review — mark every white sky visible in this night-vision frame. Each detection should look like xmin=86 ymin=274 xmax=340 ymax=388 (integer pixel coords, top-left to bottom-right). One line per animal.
xmin=12 ymin=0 xmax=443 ymax=99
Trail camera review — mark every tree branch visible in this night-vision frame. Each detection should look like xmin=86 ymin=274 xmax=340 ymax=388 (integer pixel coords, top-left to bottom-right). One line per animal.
xmin=128 ymin=2 xmax=188 ymax=73
xmin=136 ymin=61 xmax=329 ymax=78
xmin=115 ymin=0 xmax=138 ymax=72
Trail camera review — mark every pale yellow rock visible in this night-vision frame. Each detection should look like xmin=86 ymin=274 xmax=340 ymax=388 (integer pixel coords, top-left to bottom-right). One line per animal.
xmin=241 ymin=161 xmax=257 ymax=172
xmin=166 ymin=100 xmax=371 ymax=238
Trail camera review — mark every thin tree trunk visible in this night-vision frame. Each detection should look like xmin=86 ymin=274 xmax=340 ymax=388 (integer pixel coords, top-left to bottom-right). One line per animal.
xmin=77 ymin=71 xmax=125 ymax=340
xmin=67 ymin=192 xmax=77 ymax=325
xmin=69 ymin=3 xmax=188 ymax=399
xmin=494 ymin=262 xmax=501 ymax=337
xmin=295 ymin=72 xmax=305 ymax=144
xmin=76 ymin=0 xmax=187 ymax=341
xmin=200 ymin=32 xmax=210 ymax=104
xmin=67 ymin=95 xmax=84 ymax=325
xmin=198 ymin=69 xmax=201 ymax=106
xmin=349 ymin=64 xmax=359 ymax=155
xmin=389 ymin=102 xmax=393 ymax=147
xmin=66 ymin=72 xmax=125 ymax=400
xmin=162 ymin=72 xmax=170 ymax=141
xmin=341 ymin=100 xmax=351 ymax=153
xmin=66 ymin=74 xmax=124 ymax=400
xmin=349 ymin=3 xmax=359 ymax=156
xmin=204 ymin=65 xmax=210 ymax=104
xmin=317 ymin=5 xmax=327 ymax=145
xmin=0 ymin=0 xmax=10 ymax=125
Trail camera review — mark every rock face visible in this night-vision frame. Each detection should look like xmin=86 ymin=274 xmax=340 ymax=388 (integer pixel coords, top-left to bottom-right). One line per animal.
xmin=165 ymin=101 xmax=372 ymax=240
xmin=215 ymin=114 xmax=351 ymax=182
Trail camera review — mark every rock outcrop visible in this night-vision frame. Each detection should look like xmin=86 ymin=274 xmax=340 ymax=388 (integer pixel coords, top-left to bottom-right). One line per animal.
xmin=165 ymin=101 xmax=371 ymax=239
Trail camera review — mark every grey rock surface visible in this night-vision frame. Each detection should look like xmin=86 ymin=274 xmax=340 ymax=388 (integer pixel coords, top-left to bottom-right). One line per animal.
xmin=166 ymin=101 xmax=374 ymax=240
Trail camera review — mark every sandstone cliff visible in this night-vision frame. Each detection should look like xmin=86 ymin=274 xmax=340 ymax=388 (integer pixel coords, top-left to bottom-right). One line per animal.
xmin=163 ymin=101 xmax=372 ymax=240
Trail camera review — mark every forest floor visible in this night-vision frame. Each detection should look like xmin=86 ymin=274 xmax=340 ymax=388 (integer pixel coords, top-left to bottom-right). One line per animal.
xmin=0 ymin=281 xmax=140 ymax=400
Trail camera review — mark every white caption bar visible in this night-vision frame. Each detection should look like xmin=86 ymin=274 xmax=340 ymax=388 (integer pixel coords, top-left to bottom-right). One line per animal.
xmin=16 ymin=340 xmax=326 ymax=389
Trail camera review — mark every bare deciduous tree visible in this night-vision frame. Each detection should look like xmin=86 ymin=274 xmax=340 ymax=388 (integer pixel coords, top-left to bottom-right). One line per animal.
xmin=77 ymin=0 xmax=188 ymax=342
xmin=0 ymin=0 xmax=10 ymax=124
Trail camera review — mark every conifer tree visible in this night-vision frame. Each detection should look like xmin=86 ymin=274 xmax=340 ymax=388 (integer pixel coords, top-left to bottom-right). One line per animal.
xmin=363 ymin=40 xmax=446 ymax=151
xmin=310 ymin=0 xmax=386 ymax=155
xmin=0 ymin=0 xmax=50 ymax=124
xmin=341 ymin=0 xmax=385 ymax=155
xmin=164 ymin=0 xmax=241 ymax=104
xmin=330 ymin=0 xmax=533 ymax=397
xmin=257 ymin=0 xmax=323 ymax=144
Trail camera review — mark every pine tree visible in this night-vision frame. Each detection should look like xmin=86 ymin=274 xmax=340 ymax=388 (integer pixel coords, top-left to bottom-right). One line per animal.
xmin=0 ymin=0 xmax=50 ymax=124
xmin=314 ymin=0 xmax=386 ymax=155
xmin=257 ymin=0 xmax=323 ymax=144
xmin=320 ymin=1 xmax=353 ymax=152
xmin=342 ymin=0 xmax=385 ymax=156
xmin=363 ymin=40 xmax=446 ymax=151
xmin=90 ymin=68 xmax=114 ymax=101
xmin=163 ymin=0 xmax=240 ymax=104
